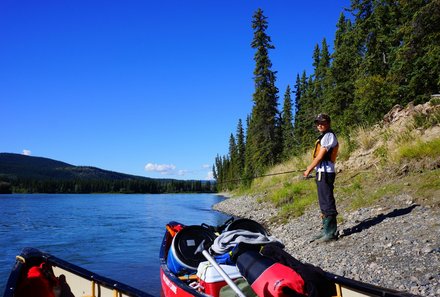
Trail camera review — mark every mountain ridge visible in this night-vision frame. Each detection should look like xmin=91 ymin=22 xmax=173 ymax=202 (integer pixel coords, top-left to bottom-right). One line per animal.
xmin=0 ymin=153 xmax=212 ymax=194
xmin=0 ymin=153 xmax=153 ymax=181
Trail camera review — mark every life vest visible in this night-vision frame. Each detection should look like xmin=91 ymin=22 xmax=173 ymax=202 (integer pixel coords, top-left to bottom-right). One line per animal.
xmin=312 ymin=130 xmax=338 ymax=163
xmin=17 ymin=263 xmax=58 ymax=297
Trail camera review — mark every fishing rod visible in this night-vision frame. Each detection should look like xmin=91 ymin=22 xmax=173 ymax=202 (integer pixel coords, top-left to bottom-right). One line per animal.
xmin=216 ymin=169 xmax=308 ymax=185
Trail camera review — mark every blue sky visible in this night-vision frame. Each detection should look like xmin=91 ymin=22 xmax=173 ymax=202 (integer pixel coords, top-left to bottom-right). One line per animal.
xmin=1 ymin=0 xmax=351 ymax=180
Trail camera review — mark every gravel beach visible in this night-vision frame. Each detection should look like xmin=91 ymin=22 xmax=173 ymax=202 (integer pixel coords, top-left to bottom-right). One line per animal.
xmin=213 ymin=193 xmax=440 ymax=296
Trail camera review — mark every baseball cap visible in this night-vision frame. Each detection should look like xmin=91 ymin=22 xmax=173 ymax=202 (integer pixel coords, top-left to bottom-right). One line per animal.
xmin=314 ymin=113 xmax=331 ymax=123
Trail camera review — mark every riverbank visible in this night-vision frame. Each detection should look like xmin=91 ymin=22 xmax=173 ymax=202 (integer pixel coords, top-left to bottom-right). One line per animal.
xmin=213 ymin=192 xmax=440 ymax=296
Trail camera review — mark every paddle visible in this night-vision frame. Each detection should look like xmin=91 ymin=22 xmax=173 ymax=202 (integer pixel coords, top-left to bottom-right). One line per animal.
xmin=195 ymin=240 xmax=246 ymax=297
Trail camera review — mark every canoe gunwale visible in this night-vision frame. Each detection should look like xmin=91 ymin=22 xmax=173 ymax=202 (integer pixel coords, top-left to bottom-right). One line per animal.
xmin=159 ymin=221 xmax=419 ymax=297
xmin=3 ymin=247 xmax=155 ymax=297
xmin=324 ymin=272 xmax=418 ymax=297
xmin=159 ymin=232 xmax=210 ymax=297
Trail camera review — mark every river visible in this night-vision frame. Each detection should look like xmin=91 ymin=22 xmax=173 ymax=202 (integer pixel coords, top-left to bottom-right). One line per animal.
xmin=0 ymin=193 xmax=230 ymax=296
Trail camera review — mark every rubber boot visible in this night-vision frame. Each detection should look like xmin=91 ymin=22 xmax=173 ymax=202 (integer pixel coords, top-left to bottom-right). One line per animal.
xmin=317 ymin=215 xmax=337 ymax=242
xmin=310 ymin=217 xmax=325 ymax=242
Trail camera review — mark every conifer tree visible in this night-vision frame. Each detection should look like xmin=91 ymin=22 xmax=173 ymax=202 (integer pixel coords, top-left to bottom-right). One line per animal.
xmin=293 ymin=71 xmax=315 ymax=153
xmin=349 ymin=0 xmax=400 ymax=124
xmin=327 ymin=13 xmax=359 ymax=133
xmin=244 ymin=115 xmax=254 ymax=185
xmin=281 ymin=85 xmax=295 ymax=160
xmin=391 ymin=0 xmax=440 ymax=104
xmin=228 ymin=133 xmax=238 ymax=183
xmin=236 ymin=119 xmax=245 ymax=179
xmin=247 ymin=8 xmax=280 ymax=176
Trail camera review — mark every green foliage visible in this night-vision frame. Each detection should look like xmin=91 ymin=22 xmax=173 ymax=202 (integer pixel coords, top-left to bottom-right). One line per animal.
xmin=269 ymin=180 xmax=316 ymax=221
xmin=373 ymin=145 xmax=388 ymax=164
xmin=247 ymin=8 xmax=280 ymax=175
xmin=353 ymin=75 xmax=394 ymax=125
xmin=269 ymin=180 xmax=312 ymax=204
xmin=215 ymin=2 xmax=438 ymax=192
xmin=397 ymin=138 xmax=440 ymax=161
xmin=281 ymin=85 xmax=295 ymax=160
xmin=355 ymin=125 xmax=377 ymax=150
xmin=413 ymin=107 xmax=440 ymax=129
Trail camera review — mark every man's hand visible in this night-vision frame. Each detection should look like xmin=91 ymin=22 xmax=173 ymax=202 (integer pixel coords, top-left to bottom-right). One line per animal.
xmin=303 ymin=168 xmax=312 ymax=177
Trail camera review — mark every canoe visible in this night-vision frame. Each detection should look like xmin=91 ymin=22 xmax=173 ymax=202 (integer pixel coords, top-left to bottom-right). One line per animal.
xmin=3 ymin=247 xmax=154 ymax=297
xmin=159 ymin=219 xmax=416 ymax=297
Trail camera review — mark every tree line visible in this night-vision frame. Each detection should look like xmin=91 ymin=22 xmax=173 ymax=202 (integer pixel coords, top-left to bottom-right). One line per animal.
xmin=214 ymin=1 xmax=439 ymax=190
xmin=1 ymin=178 xmax=215 ymax=194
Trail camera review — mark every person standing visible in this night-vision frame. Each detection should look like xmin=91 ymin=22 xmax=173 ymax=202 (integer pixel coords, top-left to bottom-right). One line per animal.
xmin=304 ymin=113 xmax=339 ymax=242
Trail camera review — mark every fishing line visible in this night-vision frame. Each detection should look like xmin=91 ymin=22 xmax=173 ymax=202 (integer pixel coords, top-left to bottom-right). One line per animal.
xmin=217 ymin=169 xmax=306 ymax=185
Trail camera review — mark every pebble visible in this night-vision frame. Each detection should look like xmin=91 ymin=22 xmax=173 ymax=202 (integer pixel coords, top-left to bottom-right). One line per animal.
xmin=213 ymin=194 xmax=440 ymax=296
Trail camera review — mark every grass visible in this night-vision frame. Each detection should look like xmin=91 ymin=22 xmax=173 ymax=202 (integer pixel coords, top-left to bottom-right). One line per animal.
xmin=413 ymin=102 xmax=440 ymax=129
xmin=396 ymin=138 xmax=440 ymax=161
xmin=355 ymin=126 xmax=377 ymax=150
xmin=337 ymin=135 xmax=356 ymax=162
xmin=227 ymin=101 xmax=439 ymax=221
xmin=269 ymin=180 xmax=314 ymax=207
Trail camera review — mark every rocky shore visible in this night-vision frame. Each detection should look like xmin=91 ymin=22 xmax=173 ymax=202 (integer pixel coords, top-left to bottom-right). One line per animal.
xmin=213 ymin=193 xmax=440 ymax=296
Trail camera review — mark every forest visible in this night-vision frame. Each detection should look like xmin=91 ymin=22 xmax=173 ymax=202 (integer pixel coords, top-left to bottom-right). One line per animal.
xmin=0 ymin=153 xmax=214 ymax=194
xmin=214 ymin=0 xmax=440 ymax=190
xmin=2 ymin=178 xmax=213 ymax=194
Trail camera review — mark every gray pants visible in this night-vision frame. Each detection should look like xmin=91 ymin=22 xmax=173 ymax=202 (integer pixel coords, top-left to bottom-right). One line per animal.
xmin=316 ymin=172 xmax=337 ymax=216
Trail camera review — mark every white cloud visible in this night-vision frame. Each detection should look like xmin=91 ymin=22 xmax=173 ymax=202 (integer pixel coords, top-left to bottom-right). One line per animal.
xmin=201 ymin=164 xmax=211 ymax=169
xmin=205 ymin=170 xmax=214 ymax=180
xmin=177 ymin=169 xmax=189 ymax=176
xmin=22 ymin=149 xmax=31 ymax=156
xmin=144 ymin=162 xmax=208 ymax=179
xmin=144 ymin=163 xmax=176 ymax=175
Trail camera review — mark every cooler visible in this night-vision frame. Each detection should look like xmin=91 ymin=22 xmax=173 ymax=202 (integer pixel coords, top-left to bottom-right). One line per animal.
xmin=196 ymin=261 xmax=242 ymax=297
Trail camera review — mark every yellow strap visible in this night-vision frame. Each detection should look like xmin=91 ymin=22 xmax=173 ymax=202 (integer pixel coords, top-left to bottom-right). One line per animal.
xmin=178 ymin=275 xmax=198 ymax=281
xmin=333 ymin=283 xmax=342 ymax=297
xmin=312 ymin=140 xmax=320 ymax=159
xmin=82 ymin=281 xmax=96 ymax=297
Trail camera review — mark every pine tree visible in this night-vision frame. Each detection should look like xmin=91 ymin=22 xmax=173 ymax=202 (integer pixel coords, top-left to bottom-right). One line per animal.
xmin=247 ymin=8 xmax=280 ymax=175
xmin=349 ymin=0 xmax=401 ymax=124
xmin=293 ymin=71 xmax=315 ymax=153
xmin=327 ymin=13 xmax=360 ymax=133
xmin=236 ymin=119 xmax=246 ymax=179
xmin=281 ymin=85 xmax=295 ymax=160
xmin=391 ymin=0 xmax=440 ymax=104
xmin=228 ymin=133 xmax=238 ymax=183
xmin=244 ymin=115 xmax=254 ymax=185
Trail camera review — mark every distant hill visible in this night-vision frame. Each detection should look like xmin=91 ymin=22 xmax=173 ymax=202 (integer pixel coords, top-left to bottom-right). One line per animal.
xmin=0 ymin=153 xmax=150 ymax=181
xmin=0 ymin=153 xmax=214 ymax=194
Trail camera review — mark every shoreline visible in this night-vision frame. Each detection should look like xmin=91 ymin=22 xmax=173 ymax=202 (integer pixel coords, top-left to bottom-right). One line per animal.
xmin=212 ymin=193 xmax=440 ymax=296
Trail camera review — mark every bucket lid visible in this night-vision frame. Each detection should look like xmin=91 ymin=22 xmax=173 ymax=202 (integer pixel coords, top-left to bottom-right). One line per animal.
xmin=225 ymin=218 xmax=269 ymax=236
xmin=172 ymin=225 xmax=216 ymax=270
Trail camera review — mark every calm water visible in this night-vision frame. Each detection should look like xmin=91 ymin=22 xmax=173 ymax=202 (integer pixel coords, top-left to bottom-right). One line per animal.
xmin=0 ymin=193 xmax=230 ymax=296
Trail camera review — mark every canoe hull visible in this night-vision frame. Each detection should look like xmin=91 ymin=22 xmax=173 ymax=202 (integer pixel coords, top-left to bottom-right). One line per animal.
xmin=159 ymin=221 xmax=417 ymax=297
xmin=3 ymin=247 xmax=154 ymax=297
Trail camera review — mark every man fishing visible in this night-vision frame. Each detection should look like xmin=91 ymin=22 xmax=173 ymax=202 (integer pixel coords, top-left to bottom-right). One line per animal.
xmin=304 ymin=113 xmax=339 ymax=242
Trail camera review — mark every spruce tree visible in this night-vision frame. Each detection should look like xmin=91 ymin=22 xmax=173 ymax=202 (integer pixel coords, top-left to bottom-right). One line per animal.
xmin=281 ymin=85 xmax=295 ymax=160
xmin=236 ymin=119 xmax=246 ymax=179
xmin=328 ymin=13 xmax=359 ymax=133
xmin=244 ymin=115 xmax=254 ymax=185
xmin=391 ymin=0 xmax=440 ymax=104
xmin=228 ymin=133 xmax=238 ymax=183
xmin=247 ymin=8 xmax=280 ymax=176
